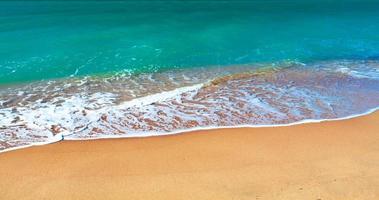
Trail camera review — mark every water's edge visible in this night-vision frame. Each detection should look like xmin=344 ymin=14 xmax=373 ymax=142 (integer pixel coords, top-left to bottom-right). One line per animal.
xmin=1 ymin=60 xmax=379 ymax=153
xmin=1 ymin=106 xmax=378 ymax=154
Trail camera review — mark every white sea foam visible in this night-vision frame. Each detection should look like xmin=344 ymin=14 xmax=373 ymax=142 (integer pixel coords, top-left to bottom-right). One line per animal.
xmin=64 ymin=106 xmax=379 ymax=141
xmin=2 ymin=105 xmax=378 ymax=154
xmin=1 ymin=60 xmax=379 ymax=153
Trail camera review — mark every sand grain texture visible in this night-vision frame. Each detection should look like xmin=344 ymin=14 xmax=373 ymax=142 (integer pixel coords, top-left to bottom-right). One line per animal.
xmin=1 ymin=112 xmax=379 ymax=199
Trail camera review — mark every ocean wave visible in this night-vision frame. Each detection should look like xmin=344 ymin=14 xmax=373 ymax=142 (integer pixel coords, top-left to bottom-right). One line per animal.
xmin=1 ymin=60 xmax=379 ymax=152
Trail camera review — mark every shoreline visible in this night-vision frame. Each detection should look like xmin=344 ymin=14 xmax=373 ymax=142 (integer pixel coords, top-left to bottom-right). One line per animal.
xmin=1 ymin=111 xmax=379 ymax=199
xmin=1 ymin=59 xmax=379 ymax=152
xmin=2 ymin=106 xmax=379 ymax=154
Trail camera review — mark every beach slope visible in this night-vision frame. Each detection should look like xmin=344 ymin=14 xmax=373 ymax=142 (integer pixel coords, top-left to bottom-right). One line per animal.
xmin=1 ymin=112 xmax=379 ymax=199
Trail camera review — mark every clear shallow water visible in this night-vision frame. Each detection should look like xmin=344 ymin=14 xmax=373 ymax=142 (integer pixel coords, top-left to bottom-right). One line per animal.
xmin=1 ymin=1 xmax=379 ymax=151
xmin=1 ymin=0 xmax=379 ymax=84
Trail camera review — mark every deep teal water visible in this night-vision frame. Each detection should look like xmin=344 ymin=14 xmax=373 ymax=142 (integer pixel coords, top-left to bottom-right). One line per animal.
xmin=1 ymin=0 xmax=379 ymax=84
xmin=1 ymin=1 xmax=379 ymax=152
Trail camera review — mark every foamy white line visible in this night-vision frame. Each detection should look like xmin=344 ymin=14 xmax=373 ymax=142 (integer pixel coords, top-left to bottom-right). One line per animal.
xmin=115 ymin=83 xmax=204 ymax=108
xmin=62 ymin=83 xmax=205 ymax=134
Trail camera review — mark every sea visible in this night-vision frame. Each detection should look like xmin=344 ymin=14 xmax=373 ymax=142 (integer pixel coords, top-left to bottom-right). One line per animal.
xmin=1 ymin=0 xmax=379 ymax=151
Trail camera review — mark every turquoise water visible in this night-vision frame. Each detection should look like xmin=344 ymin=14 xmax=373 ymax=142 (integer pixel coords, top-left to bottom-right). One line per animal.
xmin=1 ymin=1 xmax=379 ymax=152
xmin=1 ymin=0 xmax=379 ymax=84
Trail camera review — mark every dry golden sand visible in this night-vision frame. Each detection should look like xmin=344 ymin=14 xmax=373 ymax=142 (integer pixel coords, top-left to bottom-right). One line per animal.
xmin=1 ymin=112 xmax=379 ymax=200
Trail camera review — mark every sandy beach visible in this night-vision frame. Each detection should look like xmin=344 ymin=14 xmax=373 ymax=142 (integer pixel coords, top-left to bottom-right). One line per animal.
xmin=1 ymin=112 xmax=379 ymax=200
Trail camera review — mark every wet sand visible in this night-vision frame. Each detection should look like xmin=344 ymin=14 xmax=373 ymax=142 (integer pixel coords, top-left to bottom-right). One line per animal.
xmin=1 ymin=112 xmax=379 ymax=200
